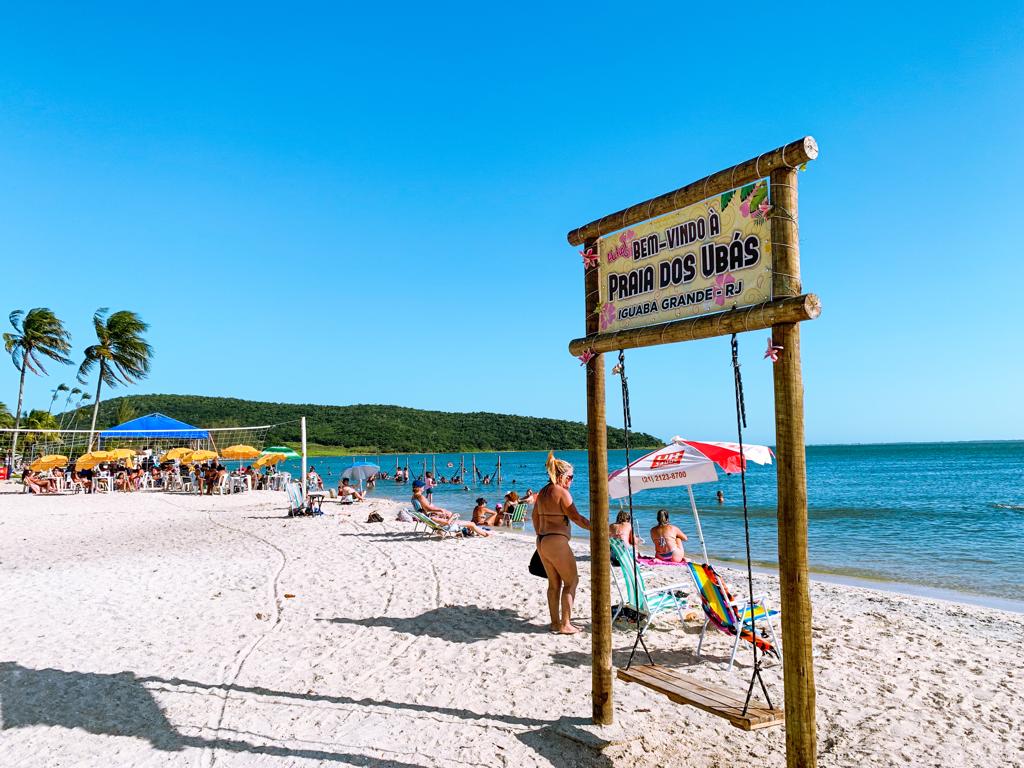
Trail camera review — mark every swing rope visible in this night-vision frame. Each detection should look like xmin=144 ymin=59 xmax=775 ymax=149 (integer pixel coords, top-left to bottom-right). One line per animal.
xmin=614 ymin=350 xmax=654 ymax=669
xmin=730 ymin=333 xmax=775 ymax=714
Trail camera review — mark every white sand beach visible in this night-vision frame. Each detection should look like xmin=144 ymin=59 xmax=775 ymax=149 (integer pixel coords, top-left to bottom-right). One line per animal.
xmin=1 ymin=487 xmax=1021 ymax=768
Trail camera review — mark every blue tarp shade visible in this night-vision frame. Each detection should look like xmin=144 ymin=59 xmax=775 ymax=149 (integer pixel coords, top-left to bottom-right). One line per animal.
xmin=98 ymin=412 xmax=209 ymax=440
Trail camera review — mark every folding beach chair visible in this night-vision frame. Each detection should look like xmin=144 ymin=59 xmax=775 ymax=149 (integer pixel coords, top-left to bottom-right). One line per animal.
xmin=688 ymin=561 xmax=781 ymax=671
xmin=409 ymin=504 xmax=461 ymax=539
xmin=507 ymin=502 xmax=528 ymax=529
xmin=609 ymin=539 xmax=688 ymax=633
xmin=286 ymin=482 xmax=320 ymax=516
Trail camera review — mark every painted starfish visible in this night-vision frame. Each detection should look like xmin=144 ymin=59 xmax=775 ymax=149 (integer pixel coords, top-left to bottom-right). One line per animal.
xmin=580 ymin=248 xmax=599 ymax=269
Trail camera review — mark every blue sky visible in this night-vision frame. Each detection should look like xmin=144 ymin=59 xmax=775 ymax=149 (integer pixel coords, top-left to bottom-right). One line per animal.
xmin=1 ymin=2 xmax=1022 ymax=444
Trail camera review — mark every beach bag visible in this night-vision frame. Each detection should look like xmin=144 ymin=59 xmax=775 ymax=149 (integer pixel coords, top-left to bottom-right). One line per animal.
xmin=396 ymin=509 xmax=414 ymax=522
xmin=528 ymin=549 xmax=547 ymax=578
xmin=366 ymin=511 xmax=384 ymax=523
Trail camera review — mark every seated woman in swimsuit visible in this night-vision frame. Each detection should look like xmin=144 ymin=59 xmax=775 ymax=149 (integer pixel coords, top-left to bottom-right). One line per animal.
xmin=472 ymin=497 xmax=496 ymax=527
xmin=650 ymin=509 xmax=688 ymax=562
xmin=609 ymin=510 xmax=639 ymax=546
xmin=533 ymin=452 xmax=591 ymax=635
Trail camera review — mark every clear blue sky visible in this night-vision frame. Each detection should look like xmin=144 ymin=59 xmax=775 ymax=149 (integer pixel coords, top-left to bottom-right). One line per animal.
xmin=1 ymin=2 xmax=1021 ymax=444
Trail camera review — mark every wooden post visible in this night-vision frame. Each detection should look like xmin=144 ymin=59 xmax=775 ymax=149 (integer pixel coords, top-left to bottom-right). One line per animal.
xmin=584 ymin=237 xmax=614 ymax=725
xmin=496 ymin=454 xmax=502 ymax=485
xmin=770 ymin=166 xmax=817 ymax=767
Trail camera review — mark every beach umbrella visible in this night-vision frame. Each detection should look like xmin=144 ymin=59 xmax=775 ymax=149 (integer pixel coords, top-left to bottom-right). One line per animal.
xmin=30 ymin=454 xmax=68 ymax=471
xmin=262 ymin=446 xmax=299 ymax=458
xmin=161 ymin=447 xmax=192 ymax=462
xmin=182 ymin=449 xmax=218 ymax=464
xmin=608 ymin=436 xmax=773 ymax=563
xmin=75 ymin=450 xmax=114 ymax=470
xmin=222 ymin=444 xmax=260 ymax=460
xmin=341 ymin=462 xmax=380 ymax=490
xmin=108 ymin=448 xmax=137 ymax=460
xmin=254 ymin=452 xmax=287 ymax=468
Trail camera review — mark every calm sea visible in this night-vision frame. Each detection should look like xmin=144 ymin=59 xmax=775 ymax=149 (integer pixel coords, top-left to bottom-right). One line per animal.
xmin=289 ymin=442 xmax=1024 ymax=606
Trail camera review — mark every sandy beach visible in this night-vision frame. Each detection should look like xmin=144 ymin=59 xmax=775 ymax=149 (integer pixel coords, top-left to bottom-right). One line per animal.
xmin=1 ymin=486 xmax=1021 ymax=768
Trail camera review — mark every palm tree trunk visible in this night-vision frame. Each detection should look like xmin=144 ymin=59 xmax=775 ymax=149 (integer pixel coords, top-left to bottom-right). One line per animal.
xmin=57 ymin=393 xmax=74 ymax=429
xmin=86 ymin=367 xmax=104 ymax=452
xmin=8 ymin=364 xmax=27 ymax=470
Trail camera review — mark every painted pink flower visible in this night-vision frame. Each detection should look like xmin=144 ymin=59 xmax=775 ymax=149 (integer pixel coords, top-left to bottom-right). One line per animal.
xmin=607 ymin=230 xmax=636 ymax=263
xmin=713 ymin=272 xmax=735 ymax=306
xmin=599 ymin=302 xmax=616 ymax=330
xmin=764 ymin=336 xmax=783 ymax=362
xmin=580 ymin=248 xmax=599 ymax=269
xmin=752 ymin=202 xmax=772 ymax=224
xmin=577 ymin=348 xmax=596 ymax=366
xmin=739 ymin=200 xmax=751 ymax=217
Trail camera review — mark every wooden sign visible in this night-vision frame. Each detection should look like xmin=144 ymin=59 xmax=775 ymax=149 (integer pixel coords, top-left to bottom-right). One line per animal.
xmin=596 ymin=180 xmax=773 ymax=334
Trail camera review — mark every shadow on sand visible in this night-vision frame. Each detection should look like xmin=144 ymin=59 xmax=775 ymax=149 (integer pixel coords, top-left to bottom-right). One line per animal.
xmin=324 ymin=605 xmax=542 ymax=643
xmin=1 ymin=661 xmax=597 ymax=766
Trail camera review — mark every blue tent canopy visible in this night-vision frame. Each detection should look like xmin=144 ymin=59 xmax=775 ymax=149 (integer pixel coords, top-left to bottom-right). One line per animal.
xmin=98 ymin=412 xmax=209 ymax=441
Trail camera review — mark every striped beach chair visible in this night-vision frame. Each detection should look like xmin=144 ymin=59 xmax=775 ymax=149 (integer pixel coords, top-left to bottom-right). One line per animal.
xmin=507 ymin=503 xmax=528 ymax=529
xmin=688 ymin=561 xmax=781 ymax=671
xmin=609 ymin=539 xmax=688 ymax=632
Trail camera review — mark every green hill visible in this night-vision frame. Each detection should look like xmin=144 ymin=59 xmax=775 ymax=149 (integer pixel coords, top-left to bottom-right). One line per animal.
xmin=66 ymin=394 xmax=661 ymax=453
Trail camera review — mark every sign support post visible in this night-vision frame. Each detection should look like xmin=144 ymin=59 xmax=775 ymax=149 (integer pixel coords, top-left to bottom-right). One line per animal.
xmin=770 ymin=165 xmax=817 ymax=766
xmin=584 ymin=237 xmax=614 ymax=725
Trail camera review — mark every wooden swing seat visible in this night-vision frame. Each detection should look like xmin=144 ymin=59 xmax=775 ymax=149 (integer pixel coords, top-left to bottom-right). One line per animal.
xmin=617 ymin=664 xmax=785 ymax=731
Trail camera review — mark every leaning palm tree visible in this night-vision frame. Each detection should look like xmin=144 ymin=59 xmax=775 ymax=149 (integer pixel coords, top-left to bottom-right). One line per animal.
xmin=3 ymin=308 xmax=73 ymax=468
xmin=47 ymin=383 xmax=70 ymax=415
xmin=57 ymin=386 xmax=83 ymax=428
xmin=77 ymin=309 xmax=151 ymax=451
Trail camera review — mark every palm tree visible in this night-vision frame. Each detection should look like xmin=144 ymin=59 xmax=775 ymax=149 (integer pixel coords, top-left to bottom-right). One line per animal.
xmin=69 ymin=392 xmax=91 ymax=430
xmin=57 ymin=386 xmax=83 ymax=428
xmin=3 ymin=308 xmax=73 ymax=469
xmin=47 ymin=383 xmax=70 ymax=415
xmin=77 ymin=309 xmax=151 ymax=451
xmin=0 ymin=401 xmax=13 ymax=428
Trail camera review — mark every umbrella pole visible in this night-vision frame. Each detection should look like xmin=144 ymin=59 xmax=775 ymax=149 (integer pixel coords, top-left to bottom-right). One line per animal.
xmin=301 ymin=416 xmax=308 ymax=505
xmin=687 ymin=485 xmax=709 ymax=563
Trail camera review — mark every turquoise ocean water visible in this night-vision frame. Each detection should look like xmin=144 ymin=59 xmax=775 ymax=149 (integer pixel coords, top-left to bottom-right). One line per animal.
xmin=285 ymin=441 xmax=1023 ymax=605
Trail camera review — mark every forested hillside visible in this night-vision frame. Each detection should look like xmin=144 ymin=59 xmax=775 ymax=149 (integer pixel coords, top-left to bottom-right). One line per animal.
xmin=66 ymin=394 xmax=661 ymax=453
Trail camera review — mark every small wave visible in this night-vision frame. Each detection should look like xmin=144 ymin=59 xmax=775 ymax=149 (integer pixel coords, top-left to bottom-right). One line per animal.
xmin=990 ymin=503 xmax=1024 ymax=511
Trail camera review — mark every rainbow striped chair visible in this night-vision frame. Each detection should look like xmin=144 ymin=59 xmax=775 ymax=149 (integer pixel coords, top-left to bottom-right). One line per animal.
xmin=688 ymin=561 xmax=781 ymax=671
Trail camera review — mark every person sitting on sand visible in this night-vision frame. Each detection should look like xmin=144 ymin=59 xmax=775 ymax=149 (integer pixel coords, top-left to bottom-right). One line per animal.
xmin=472 ymin=497 xmax=496 ymax=527
xmin=533 ymin=451 xmax=591 ymax=635
xmin=23 ymin=469 xmax=55 ymax=494
xmin=339 ymin=477 xmax=365 ymax=501
xmin=650 ymin=509 xmax=687 ymax=562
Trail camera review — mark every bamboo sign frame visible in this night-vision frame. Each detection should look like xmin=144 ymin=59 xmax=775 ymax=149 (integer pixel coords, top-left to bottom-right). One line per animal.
xmin=567 ymin=136 xmax=821 ymax=768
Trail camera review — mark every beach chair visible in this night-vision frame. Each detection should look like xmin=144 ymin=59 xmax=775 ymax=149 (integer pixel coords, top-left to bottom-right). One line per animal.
xmin=688 ymin=561 xmax=781 ymax=671
xmin=508 ymin=503 xmax=528 ymax=529
xmin=609 ymin=539 xmax=689 ymax=633
xmin=286 ymin=482 xmax=319 ymax=516
xmin=410 ymin=503 xmax=461 ymax=539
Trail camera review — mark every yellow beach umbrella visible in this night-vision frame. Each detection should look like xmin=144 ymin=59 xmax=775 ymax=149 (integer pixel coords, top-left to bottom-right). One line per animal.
xmin=253 ymin=452 xmax=284 ymax=469
xmin=161 ymin=447 xmax=192 ymax=462
xmin=182 ymin=449 xmax=218 ymax=464
xmin=108 ymin=448 xmax=137 ymax=460
xmin=221 ymin=444 xmax=260 ymax=460
xmin=75 ymin=450 xmax=113 ymax=470
xmin=30 ymin=454 xmax=69 ymax=471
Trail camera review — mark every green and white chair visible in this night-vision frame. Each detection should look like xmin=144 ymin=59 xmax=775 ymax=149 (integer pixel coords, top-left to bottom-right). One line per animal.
xmin=507 ymin=503 xmax=528 ymax=529
xmin=609 ymin=538 xmax=689 ymax=632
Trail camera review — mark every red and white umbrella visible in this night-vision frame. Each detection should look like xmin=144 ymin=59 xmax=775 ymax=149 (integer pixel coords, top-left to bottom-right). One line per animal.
xmin=608 ymin=436 xmax=773 ymax=562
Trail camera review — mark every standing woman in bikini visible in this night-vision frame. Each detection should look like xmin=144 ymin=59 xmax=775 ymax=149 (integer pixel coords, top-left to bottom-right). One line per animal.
xmin=533 ymin=452 xmax=591 ymax=634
